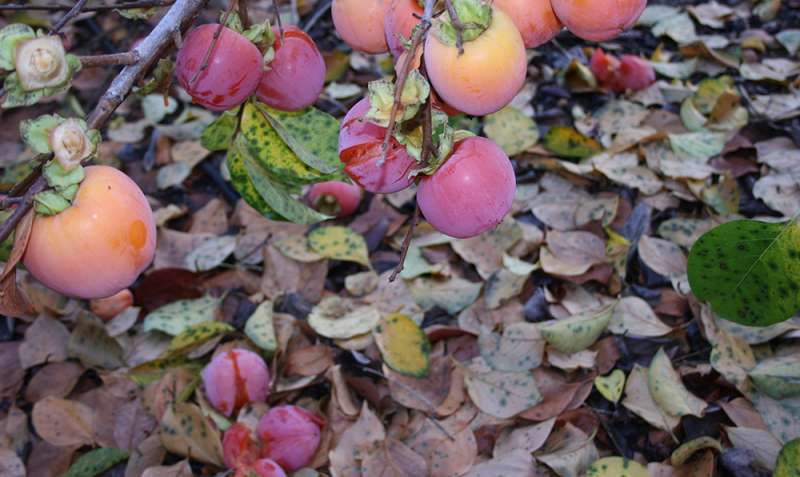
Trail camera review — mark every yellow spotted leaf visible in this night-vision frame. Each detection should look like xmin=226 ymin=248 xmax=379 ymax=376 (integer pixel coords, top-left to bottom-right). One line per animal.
xmin=308 ymin=226 xmax=370 ymax=267
xmin=539 ymin=304 xmax=614 ymax=354
xmin=594 ymin=369 xmax=626 ymax=404
xmin=163 ymin=321 xmax=234 ymax=358
xmin=586 ymin=457 xmax=651 ymax=477
xmin=374 ymin=313 xmax=431 ymax=377
xmin=543 ymin=126 xmax=602 ymax=159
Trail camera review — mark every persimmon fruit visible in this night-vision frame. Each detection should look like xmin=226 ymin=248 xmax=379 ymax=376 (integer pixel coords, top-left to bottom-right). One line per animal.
xmin=493 ymin=0 xmax=563 ymax=48
xmin=202 ymin=348 xmax=270 ymax=416
xmin=384 ymin=0 xmax=423 ymax=57
xmin=590 ymin=48 xmax=655 ymax=92
xmin=257 ymin=405 xmax=324 ymax=472
xmin=23 ymin=166 xmax=156 ymax=300
xmin=308 ymin=181 xmax=362 ymax=217
xmin=332 ymin=0 xmax=389 ymax=53
xmin=550 ymin=0 xmax=647 ymax=42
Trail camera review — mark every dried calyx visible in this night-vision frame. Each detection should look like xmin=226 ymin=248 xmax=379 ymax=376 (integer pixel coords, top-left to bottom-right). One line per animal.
xmin=15 ymin=36 xmax=68 ymax=91
xmin=50 ymin=119 xmax=95 ymax=171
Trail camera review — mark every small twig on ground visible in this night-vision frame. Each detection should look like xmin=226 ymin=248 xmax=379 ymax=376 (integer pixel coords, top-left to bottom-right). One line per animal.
xmin=389 ymin=204 xmax=420 ymax=282
xmin=188 ymin=0 xmax=238 ymax=86
xmin=443 ymin=0 xmax=465 ymax=55
xmin=0 ymin=1 xmax=174 ymax=11
xmin=79 ymin=51 xmax=140 ymax=67
xmin=51 ymin=0 xmax=89 ymax=34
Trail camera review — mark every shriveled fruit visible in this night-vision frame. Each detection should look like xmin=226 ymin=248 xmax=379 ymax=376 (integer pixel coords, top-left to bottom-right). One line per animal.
xmin=551 ymin=0 xmax=647 ymax=42
xmin=90 ymin=289 xmax=133 ymax=320
xmin=257 ymin=405 xmax=324 ymax=472
xmin=339 ymin=98 xmax=416 ymax=193
xmin=257 ymin=26 xmax=326 ymax=111
xmin=417 ymin=137 xmax=516 ymax=238
xmin=202 ymin=348 xmax=270 ymax=416
xmin=223 ymin=422 xmax=260 ymax=469
xmin=308 ymin=181 xmax=362 ymax=217
xmin=176 ymin=24 xmax=263 ymax=111
xmin=332 ymin=0 xmax=389 ymax=53
xmin=493 ymin=0 xmax=563 ymax=48
xmin=424 ymin=7 xmax=526 ymax=116
xmin=384 ymin=0 xmax=423 ymax=57
xmin=590 ymin=48 xmax=655 ymax=92
xmin=23 ymin=166 xmax=156 ymax=299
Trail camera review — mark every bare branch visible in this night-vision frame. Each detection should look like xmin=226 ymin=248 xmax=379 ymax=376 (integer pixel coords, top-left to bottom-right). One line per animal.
xmin=0 ymin=1 xmax=175 ymax=11
xmin=79 ymin=51 xmax=140 ymax=67
xmin=51 ymin=0 xmax=89 ymax=34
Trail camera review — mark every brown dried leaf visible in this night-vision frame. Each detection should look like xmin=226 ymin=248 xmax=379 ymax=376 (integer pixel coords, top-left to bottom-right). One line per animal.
xmin=18 ymin=315 xmax=70 ymax=369
xmin=32 ymin=396 xmax=95 ymax=447
xmin=24 ymin=361 xmax=84 ymax=402
xmin=362 ymin=438 xmax=428 ymax=477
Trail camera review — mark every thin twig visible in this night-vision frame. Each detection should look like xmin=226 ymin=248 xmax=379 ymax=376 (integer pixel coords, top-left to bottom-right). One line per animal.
xmin=0 ymin=1 xmax=174 ymax=11
xmin=0 ymin=178 xmax=44 ymax=245
xmin=240 ymin=0 xmax=250 ymax=29
xmin=188 ymin=0 xmax=238 ymax=86
xmin=389 ymin=204 xmax=420 ymax=282
xmin=0 ymin=197 xmax=24 ymax=209
xmin=272 ymin=0 xmax=284 ymax=41
xmin=51 ymin=0 xmax=89 ymax=34
xmin=301 ymin=0 xmax=331 ymax=32
xmin=79 ymin=51 xmax=140 ymax=67
xmin=443 ymin=0 xmax=464 ymax=55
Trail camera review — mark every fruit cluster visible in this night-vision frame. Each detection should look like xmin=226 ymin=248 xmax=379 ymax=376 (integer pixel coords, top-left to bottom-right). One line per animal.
xmin=202 ymin=349 xmax=325 ymax=477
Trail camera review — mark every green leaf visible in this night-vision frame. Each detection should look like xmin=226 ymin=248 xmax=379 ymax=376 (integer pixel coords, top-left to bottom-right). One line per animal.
xmin=776 ymin=438 xmax=800 ymax=477
xmin=240 ymin=101 xmax=335 ymax=185
xmin=687 ymin=220 xmax=800 ymax=326
xmin=750 ymin=354 xmax=800 ymax=399
xmin=586 ymin=457 xmax=650 ymax=477
xmin=201 ymin=108 xmax=239 ymax=152
xmin=63 ymin=448 xmax=129 ymax=477
xmin=539 ymin=304 xmax=613 ymax=354
xmin=374 ymin=313 xmax=431 ymax=377
xmin=143 ymin=295 xmax=222 ymax=336
xmin=668 ymin=131 xmax=727 ymax=161
xmin=164 ymin=321 xmax=234 ymax=358
xmin=648 ymin=348 xmax=707 ymax=418
xmin=225 ymin=137 xmax=282 ymax=220
xmin=19 ymin=113 xmax=62 ymax=153
xmin=542 ymin=126 xmax=602 ymax=159
xmin=483 ymin=106 xmax=539 ymax=156
xmin=160 ymin=403 xmax=223 ymax=466
xmin=308 ymin=226 xmax=370 ymax=266
xmin=0 ymin=23 xmax=35 ymax=70
xmin=241 ymin=140 xmax=330 ymax=225
xmin=244 ymin=301 xmax=278 ymax=353
xmin=594 ymin=370 xmax=626 ymax=404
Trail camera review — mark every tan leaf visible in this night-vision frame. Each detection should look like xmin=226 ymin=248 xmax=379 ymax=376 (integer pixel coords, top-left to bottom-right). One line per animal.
xmin=159 ymin=403 xmax=223 ymax=466
xmin=362 ymin=438 xmax=427 ymax=477
xmin=32 ymin=396 xmax=95 ymax=447
xmin=329 ymin=403 xmax=386 ymax=476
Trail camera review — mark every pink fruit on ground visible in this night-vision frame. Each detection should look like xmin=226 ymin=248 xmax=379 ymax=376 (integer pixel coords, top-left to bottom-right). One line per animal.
xmin=338 ymin=98 xmax=416 ymax=193
xmin=493 ymin=0 xmax=563 ymax=48
xmin=176 ymin=24 xmax=263 ymax=111
xmin=417 ymin=137 xmax=516 ymax=238
xmin=424 ymin=7 xmax=527 ymax=116
xmin=257 ymin=26 xmax=326 ymax=111
xmin=384 ymin=0 xmax=423 ymax=57
xmin=23 ymin=166 xmax=156 ymax=300
xmin=250 ymin=459 xmax=288 ymax=477
xmin=223 ymin=423 xmax=260 ymax=469
xmin=308 ymin=181 xmax=363 ymax=217
xmin=550 ymin=0 xmax=647 ymax=42
xmin=257 ymin=405 xmax=325 ymax=472
xmin=332 ymin=0 xmax=389 ymax=53
xmin=202 ymin=349 xmax=270 ymax=416
xmin=590 ymin=48 xmax=655 ymax=92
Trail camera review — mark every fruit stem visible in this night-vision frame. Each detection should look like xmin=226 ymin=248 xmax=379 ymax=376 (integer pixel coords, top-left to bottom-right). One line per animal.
xmin=443 ymin=0 xmax=465 ymax=55
xmin=188 ymin=0 xmax=239 ymax=87
xmin=389 ymin=203 xmax=420 ymax=282
xmin=379 ymin=0 xmax=437 ymax=167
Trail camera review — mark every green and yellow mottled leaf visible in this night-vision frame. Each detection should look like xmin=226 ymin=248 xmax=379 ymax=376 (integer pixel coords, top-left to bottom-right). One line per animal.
xmin=483 ymin=106 xmax=539 ymax=156
xmin=143 ymin=295 xmax=222 ymax=336
xmin=670 ymin=436 xmax=722 ymax=466
xmin=245 ymin=301 xmax=278 ymax=353
xmin=201 ymin=108 xmax=239 ymax=151
xmin=63 ymin=448 xmax=129 ymax=477
xmin=539 ymin=304 xmax=613 ymax=354
xmin=750 ymin=354 xmax=800 ymax=399
xmin=160 ymin=402 xmax=223 ymax=466
xmin=164 ymin=321 xmax=234 ymax=358
xmin=543 ymin=126 xmax=602 ymax=159
xmin=308 ymin=226 xmax=370 ymax=266
xmin=776 ymin=438 xmax=800 ymax=477
xmin=226 ymin=138 xmax=282 ymax=220
xmin=594 ymin=369 xmax=626 ymax=404
xmin=586 ymin=457 xmax=651 ymax=477
xmin=374 ymin=313 xmax=430 ymax=377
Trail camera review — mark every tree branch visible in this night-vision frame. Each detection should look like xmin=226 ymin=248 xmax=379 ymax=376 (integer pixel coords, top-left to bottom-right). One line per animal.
xmin=0 ymin=1 xmax=175 ymax=11
xmin=51 ymin=0 xmax=89 ymax=34
xmin=79 ymin=51 xmax=140 ymax=67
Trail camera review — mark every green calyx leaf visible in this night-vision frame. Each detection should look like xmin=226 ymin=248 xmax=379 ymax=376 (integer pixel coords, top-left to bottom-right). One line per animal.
xmin=34 ymin=160 xmax=86 ymax=216
xmin=431 ymin=0 xmax=492 ymax=47
xmin=243 ymin=21 xmax=276 ymax=52
xmin=222 ymin=11 xmax=244 ymax=32
xmin=400 ymin=109 xmax=454 ymax=176
xmin=366 ymin=69 xmax=430 ymax=127
xmin=20 ymin=113 xmax=63 ymax=154
xmin=135 ymin=58 xmax=175 ymax=97
xmin=0 ymin=23 xmax=35 ymax=70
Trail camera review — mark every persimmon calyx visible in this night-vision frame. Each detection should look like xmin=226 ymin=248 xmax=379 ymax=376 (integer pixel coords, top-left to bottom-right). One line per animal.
xmin=20 ymin=115 xmax=99 ymax=170
xmin=34 ymin=160 xmax=86 ymax=216
xmin=431 ymin=0 xmax=492 ymax=46
xmin=15 ymin=36 xmax=69 ymax=91
xmin=365 ymin=70 xmax=430 ymax=127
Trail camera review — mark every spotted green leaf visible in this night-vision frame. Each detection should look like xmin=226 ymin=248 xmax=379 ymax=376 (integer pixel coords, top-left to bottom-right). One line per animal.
xmin=255 ymin=102 xmax=342 ymax=174
xmin=201 ymin=108 xmax=239 ymax=151
xmin=226 ymin=136 xmax=282 ymax=220
xmin=143 ymin=295 xmax=222 ymax=336
xmin=594 ymin=370 xmax=625 ymax=404
xmin=688 ymin=220 xmax=800 ymax=326
xmin=374 ymin=313 xmax=431 ymax=377
xmin=308 ymin=226 xmax=370 ymax=266
xmin=465 ymin=356 xmax=542 ymax=419
xmin=648 ymin=348 xmax=707 ymax=418
xmin=63 ymin=448 xmax=129 ymax=477
xmin=542 ymin=126 xmax=602 ymax=159
xmin=184 ymin=235 xmax=237 ymax=272
xmin=586 ymin=457 xmax=651 ymax=477
xmin=308 ymin=296 xmax=381 ymax=339
xmin=164 ymin=321 xmax=234 ymax=358
xmin=244 ymin=301 xmax=277 ymax=353
xmin=160 ymin=402 xmax=223 ymax=466
xmin=240 ymin=101 xmax=335 ymax=185
xmin=539 ymin=304 xmax=613 ymax=354
xmin=776 ymin=438 xmax=800 ymax=477
xmin=670 ymin=437 xmax=722 ymax=466
xmin=750 ymin=354 xmax=800 ymax=399
xmin=483 ymin=106 xmax=539 ymax=156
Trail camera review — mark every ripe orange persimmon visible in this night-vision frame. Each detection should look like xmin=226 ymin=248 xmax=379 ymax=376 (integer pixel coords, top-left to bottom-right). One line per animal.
xmin=23 ymin=166 xmax=156 ymax=299
xmin=384 ymin=0 xmax=423 ymax=57
xmin=424 ymin=7 xmax=526 ymax=116
xmin=332 ymin=0 xmax=389 ymax=53
xmin=550 ymin=0 xmax=647 ymax=42
xmin=493 ymin=0 xmax=563 ymax=48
